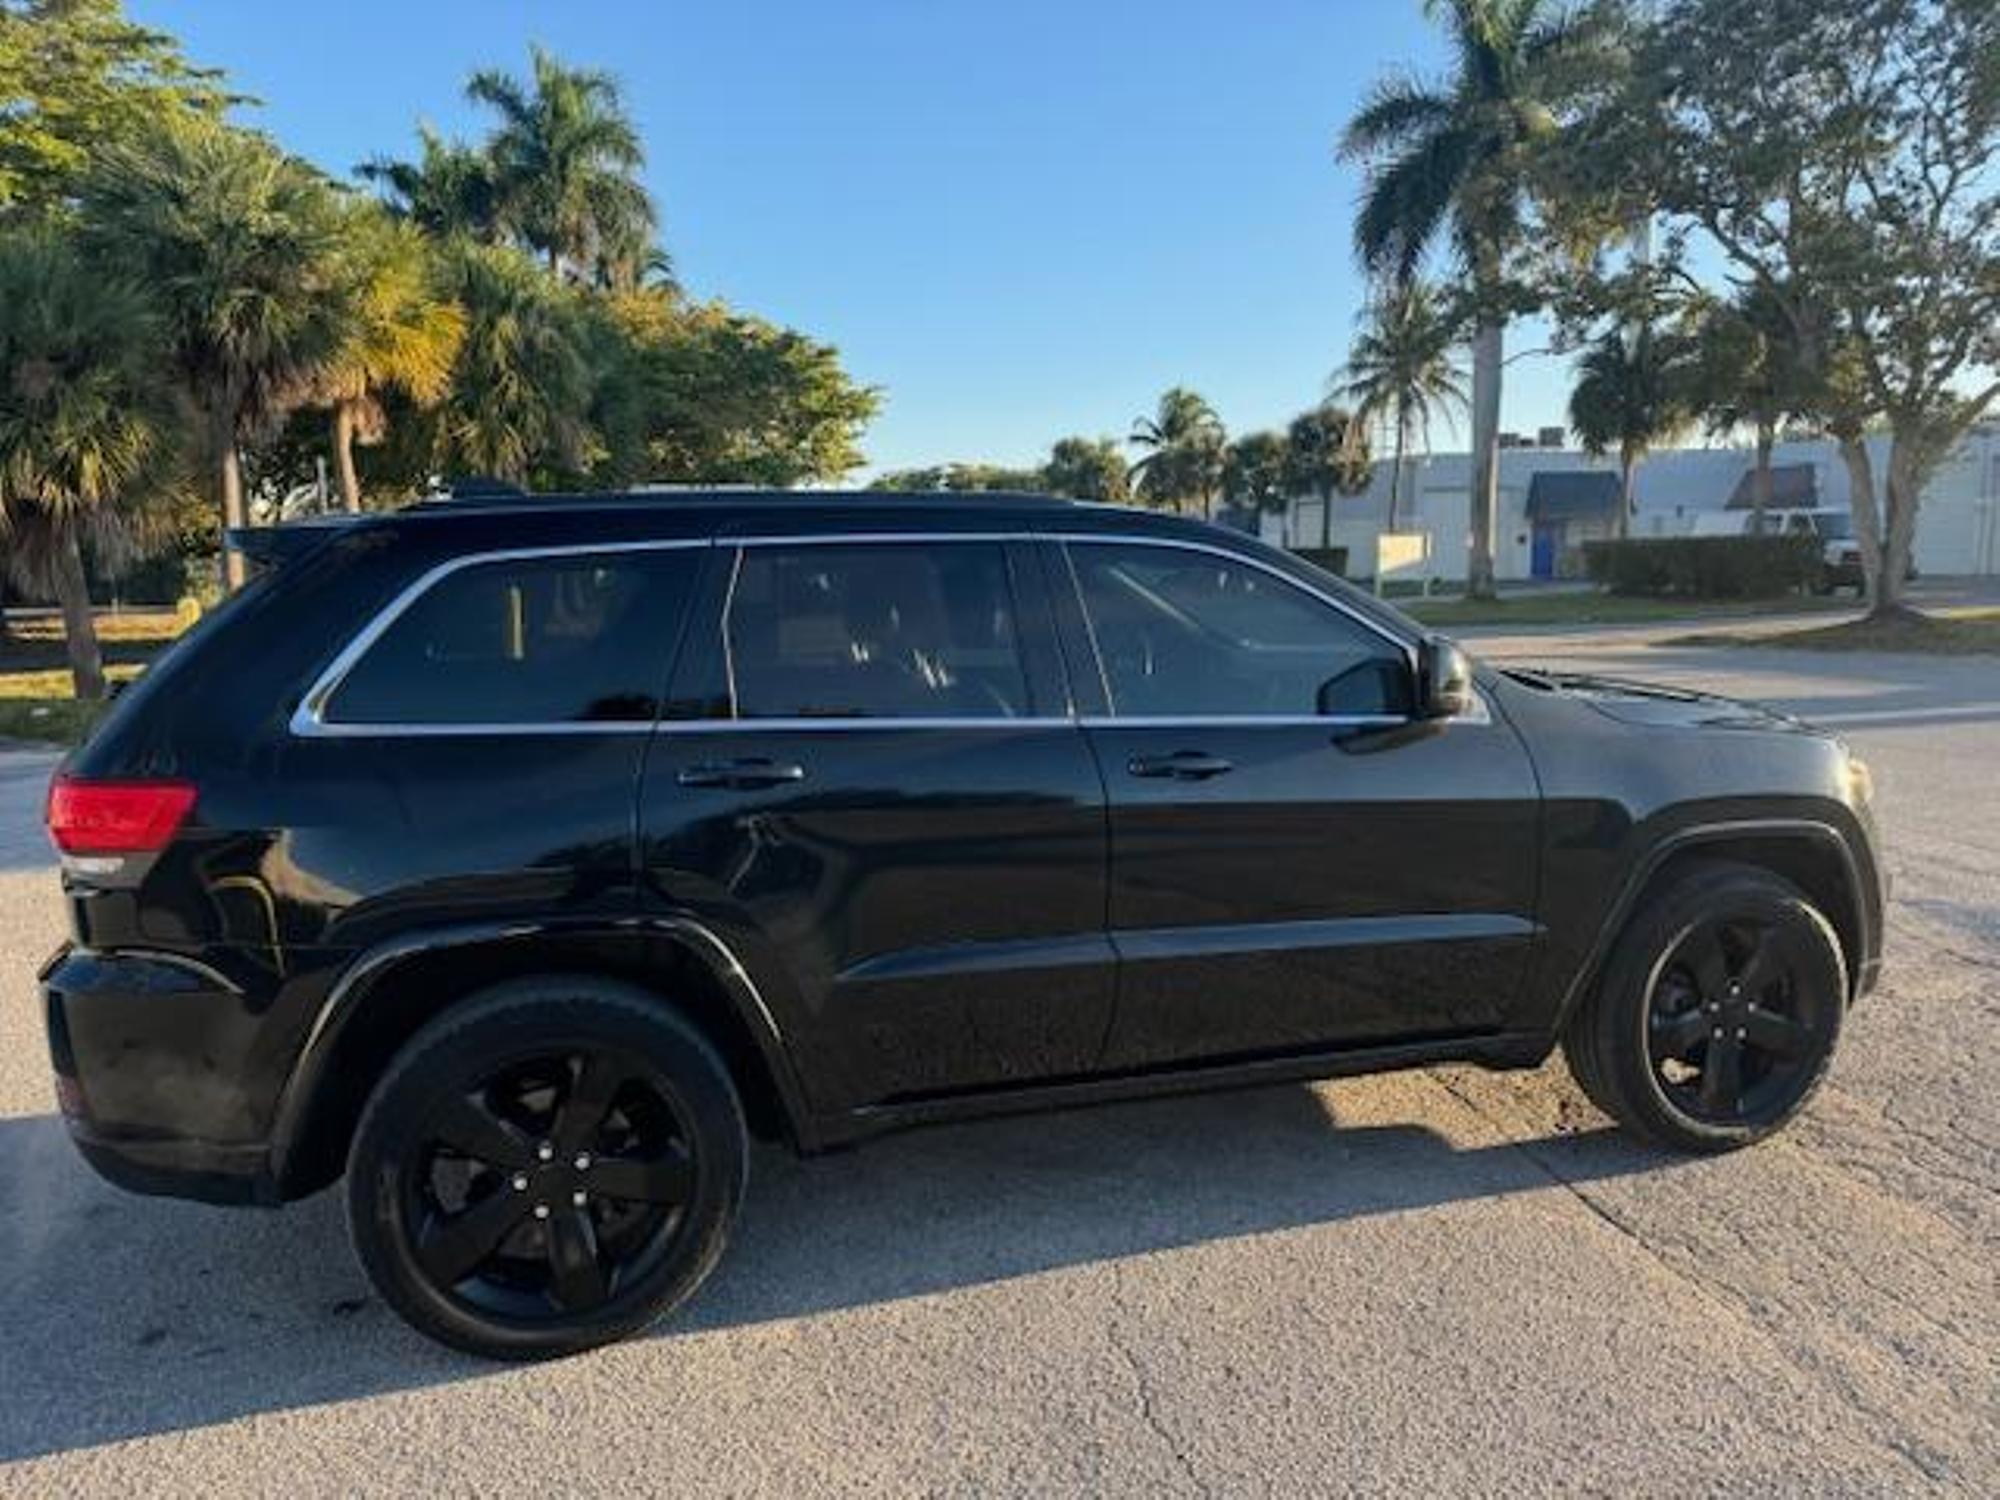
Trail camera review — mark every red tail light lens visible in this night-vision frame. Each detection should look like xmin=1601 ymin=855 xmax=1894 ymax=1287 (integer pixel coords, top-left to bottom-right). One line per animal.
xmin=45 ymin=776 xmax=198 ymax=855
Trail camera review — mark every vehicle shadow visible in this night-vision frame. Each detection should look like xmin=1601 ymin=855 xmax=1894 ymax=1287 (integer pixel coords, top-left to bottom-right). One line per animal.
xmin=0 ymin=1082 xmax=1673 ymax=1464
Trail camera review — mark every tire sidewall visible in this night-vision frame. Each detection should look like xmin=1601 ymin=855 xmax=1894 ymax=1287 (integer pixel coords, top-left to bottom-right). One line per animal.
xmin=345 ymin=977 xmax=747 ymax=1360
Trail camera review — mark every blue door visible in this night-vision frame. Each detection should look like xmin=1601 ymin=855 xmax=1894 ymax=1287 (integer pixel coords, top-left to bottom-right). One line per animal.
xmin=1531 ymin=522 xmax=1561 ymax=579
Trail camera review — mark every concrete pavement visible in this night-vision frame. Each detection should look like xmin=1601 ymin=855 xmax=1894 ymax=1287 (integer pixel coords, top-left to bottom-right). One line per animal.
xmin=0 ymin=630 xmax=1994 ymax=1495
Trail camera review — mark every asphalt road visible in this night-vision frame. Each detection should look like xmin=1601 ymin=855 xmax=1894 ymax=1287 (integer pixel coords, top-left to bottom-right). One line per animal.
xmin=1 ymin=628 xmax=1994 ymax=1496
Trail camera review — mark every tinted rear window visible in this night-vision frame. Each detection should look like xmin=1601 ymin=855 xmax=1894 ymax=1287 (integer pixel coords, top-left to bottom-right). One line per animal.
xmin=322 ymin=550 xmax=697 ymax=725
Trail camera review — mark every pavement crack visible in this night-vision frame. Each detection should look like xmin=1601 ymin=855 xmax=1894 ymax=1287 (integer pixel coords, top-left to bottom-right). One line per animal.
xmin=1104 ymin=1274 xmax=1209 ymax=1497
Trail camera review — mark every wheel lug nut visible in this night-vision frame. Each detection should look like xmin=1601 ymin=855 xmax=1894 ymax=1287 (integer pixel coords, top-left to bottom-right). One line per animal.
xmin=532 ymin=1203 xmax=550 ymax=1220
xmin=571 ymin=1189 xmax=588 ymax=1208
xmin=1735 ymin=1027 xmax=1747 ymax=1040
xmin=510 ymin=1173 xmax=529 ymax=1192
xmin=1712 ymin=1028 xmax=1724 ymax=1039
xmin=574 ymin=1153 xmax=592 ymax=1171
xmin=536 ymin=1142 xmax=554 ymax=1163
xmin=1708 ymin=1002 xmax=1721 ymax=1013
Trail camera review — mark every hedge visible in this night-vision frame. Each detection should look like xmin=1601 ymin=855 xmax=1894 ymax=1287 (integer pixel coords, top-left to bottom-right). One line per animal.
xmin=1581 ymin=535 xmax=1821 ymax=598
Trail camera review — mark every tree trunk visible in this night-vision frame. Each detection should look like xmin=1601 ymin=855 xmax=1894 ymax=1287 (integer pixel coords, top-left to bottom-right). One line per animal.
xmin=333 ymin=403 xmax=363 ymax=514
xmin=53 ymin=525 xmax=106 ymax=702
xmin=1467 ymin=316 xmax=1504 ymax=599
xmin=1618 ymin=446 xmax=1637 ymax=541
xmin=1752 ymin=420 xmax=1775 ymax=528
xmin=1387 ymin=415 xmax=1406 ymax=533
xmin=217 ymin=409 xmax=249 ymax=592
xmin=1879 ymin=431 xmax=1925 ymax=617
xmin=1837 ymin=434 xmax=1886 ymax=608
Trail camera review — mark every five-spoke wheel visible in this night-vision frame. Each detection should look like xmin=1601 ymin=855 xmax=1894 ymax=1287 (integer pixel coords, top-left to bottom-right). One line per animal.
xmin=347 ymin=977 xmax=746 ymax=1360
xmin=1563 ymin=862 xmax=1846 ymax=1152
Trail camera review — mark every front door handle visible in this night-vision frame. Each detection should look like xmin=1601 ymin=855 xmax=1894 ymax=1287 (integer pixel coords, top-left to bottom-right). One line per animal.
xmin=1127 ymin=751 xmax=1234 ymax=781
xmin=676 ymin=758 xmax=808 ymax=790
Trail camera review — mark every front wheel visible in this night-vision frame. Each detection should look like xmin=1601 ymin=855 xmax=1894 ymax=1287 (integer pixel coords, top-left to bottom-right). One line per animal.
xmin=346 ymin=976 xmax=747 ymax=1359
xmin=1562 ymin=862 xmax=1846 ymax=1152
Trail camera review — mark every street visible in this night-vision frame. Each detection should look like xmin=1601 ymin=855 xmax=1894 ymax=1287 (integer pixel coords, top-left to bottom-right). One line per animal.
xmin=1 ymin=627 xmax=1994 ymax=1495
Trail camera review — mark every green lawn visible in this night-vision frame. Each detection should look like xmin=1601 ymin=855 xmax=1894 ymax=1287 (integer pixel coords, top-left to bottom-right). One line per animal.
xmin=1671 ymin=607 xmax=2000 ymax=655
xmin=0 ymin=611 xmax=183 ymax=747
xmin=1402 ymin=590 xmax=1852 ymax=629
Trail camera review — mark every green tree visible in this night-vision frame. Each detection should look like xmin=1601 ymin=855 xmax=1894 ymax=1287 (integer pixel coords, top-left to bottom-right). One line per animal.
xmin=0 ymin=229 xmax=183 ymax=695
xmin=465 ymin=45 xmax=657 ymax=288
xmin=1567 ymin=327 xmax=1695 ymax=539
xmin=1042 ymin=436 xmax=1130 ymax=504
xmin=357 ymin=124 xmax=503 ymax=242
xmin=81 ymin=117 xmax=351 ymax=588
xmin=1689 ymin=286 xmax=1815 ymax=528
xmin=1333 ymin=280 xmax=1467 ymax=531
xmin=1129 ymin=386 xmax=1225 ymax=517
xmin=1572 ymin=0 xmax=2000 ymax=614
xmin=1340 ymin=0 xmax=1611 ymax=597
xmin=1222 ymin=431 xmax=1291 ymax=516
xmin=1282 ymin=403 xmax=1372 ymax=549
xmin=592 ymin=292 xmax=876 ymax=487
xmin=435 ymin=241 xmax=596 ymax=485
xmin=0 ymin=0 xmax=227 ymax=217
xmin=310 ymin=205 xmax=464 ymax=511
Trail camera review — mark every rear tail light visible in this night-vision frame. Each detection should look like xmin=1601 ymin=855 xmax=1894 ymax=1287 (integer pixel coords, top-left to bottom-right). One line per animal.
xmin=45 ymin=775 xmax=198 ymax=855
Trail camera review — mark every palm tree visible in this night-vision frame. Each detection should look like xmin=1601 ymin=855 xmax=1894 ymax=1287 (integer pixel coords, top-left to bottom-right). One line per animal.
xmin=312 ymin=207 xmax=465 ymax=512
xmin=1568 ymin=327 xmax=1695 ymax=539
xmin=1043 ymin=436 xmax=1130 ymax=504
xmin=357 ymin=125 xmax=504 ymax=241
xmin=0 ymin=232 xmax=183 ymax=697
xmin=1129 ymin=387 xmax=1225 ymax=517
xmin=1691 ymin=287 xmax=1813 ymax=528
xmin=465 ymin=46 xmax=657 ymax=287
xmin=436 ymin=243 xmax=597 ymax=484
xmin=1334 ymin=281 xmax=1468 ymax=531
xmin=1223 ymin=431 xmax=1292 ymax=516
xmin=1282 ymin=404 xmax=1373 ymax=549
xmin=82 ymin=118 xmax=351 ymax=588
xmin=1340 ymin=0 xmax=1608 ymax=598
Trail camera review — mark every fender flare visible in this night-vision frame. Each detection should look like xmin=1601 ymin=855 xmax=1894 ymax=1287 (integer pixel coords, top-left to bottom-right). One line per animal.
xmin=267 ymin=914 xmax=817 ymax=1182
xmin=1552 ymin=815 xmax=1877 ymax=1027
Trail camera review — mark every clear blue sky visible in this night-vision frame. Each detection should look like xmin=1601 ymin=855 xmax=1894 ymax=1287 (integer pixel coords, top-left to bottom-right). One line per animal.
xmin=132 ymin=0 xmax=1575 ymax=476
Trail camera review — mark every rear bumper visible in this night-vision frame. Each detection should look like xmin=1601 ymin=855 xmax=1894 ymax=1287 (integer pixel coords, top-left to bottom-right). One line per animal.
xmin=42 ymin=944 xmax=280 ymax=1207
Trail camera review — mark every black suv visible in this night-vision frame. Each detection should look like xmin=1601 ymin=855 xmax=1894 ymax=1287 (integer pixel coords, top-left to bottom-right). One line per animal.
xmin=41 ymin=491 xmax=1883 ymax=1358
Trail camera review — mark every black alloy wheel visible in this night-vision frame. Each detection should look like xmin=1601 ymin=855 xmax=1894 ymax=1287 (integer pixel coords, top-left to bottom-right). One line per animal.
xmin=1643 ymin=914 xmax=1835 ymax=1128
xmin=1562 ymin=861 xmax=1846 ymax=1152
xmin=348 ymin=977 xmax=747 ymax=1359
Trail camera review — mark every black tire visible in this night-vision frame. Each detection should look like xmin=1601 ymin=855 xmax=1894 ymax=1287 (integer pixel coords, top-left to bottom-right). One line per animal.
xmin=346 ymin=975 xmax=747 ymax=1360
xmin=1561 ymin=862 xmax=1846 ymax=1153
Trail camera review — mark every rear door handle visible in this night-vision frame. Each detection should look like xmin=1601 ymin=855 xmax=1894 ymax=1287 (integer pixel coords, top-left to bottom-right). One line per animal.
xmin=1127 ymin=751 xmax=1234 ymax=781
xmin=676 ymin=758 xmax=808 ymax=790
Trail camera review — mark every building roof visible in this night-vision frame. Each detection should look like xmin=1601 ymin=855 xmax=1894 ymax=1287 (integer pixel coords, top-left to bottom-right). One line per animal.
xmin=1726 ymin=462 xmax=1818 ymax=509
xmin=1525 ymin=470 xmax=1621 ymax=521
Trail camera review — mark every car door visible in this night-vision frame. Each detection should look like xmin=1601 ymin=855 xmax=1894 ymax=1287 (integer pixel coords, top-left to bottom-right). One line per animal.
xmin=636 ymin=531 xmax=1113 ymax=1116
xmin=1052 ymin=534 xmax=1543 ymax=1070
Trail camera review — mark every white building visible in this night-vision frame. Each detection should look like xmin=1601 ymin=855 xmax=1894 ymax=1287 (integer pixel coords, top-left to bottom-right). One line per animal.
xmin=1267 ymin=427 xmax=2000 ymax=582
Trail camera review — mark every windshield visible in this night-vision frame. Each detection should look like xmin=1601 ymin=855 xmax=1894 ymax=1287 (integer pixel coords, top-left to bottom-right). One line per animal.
xmin=1813 ymin=513 xmax=1854 ymax=540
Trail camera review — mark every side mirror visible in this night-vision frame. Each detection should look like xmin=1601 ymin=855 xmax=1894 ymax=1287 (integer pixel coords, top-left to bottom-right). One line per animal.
xmin=1417 ymin=636 xmax=1474 ymax=720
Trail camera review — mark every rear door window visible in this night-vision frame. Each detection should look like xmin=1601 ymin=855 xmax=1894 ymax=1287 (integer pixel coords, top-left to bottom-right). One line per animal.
xmin=718 ymin=542 xmax=1033 ymax=719
xmin=320 ymin=549 xmax=698 ymax=726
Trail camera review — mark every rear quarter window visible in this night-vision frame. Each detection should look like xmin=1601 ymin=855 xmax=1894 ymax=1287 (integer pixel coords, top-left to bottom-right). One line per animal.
xmin=319 ymin=549 xmax=698 ymax=726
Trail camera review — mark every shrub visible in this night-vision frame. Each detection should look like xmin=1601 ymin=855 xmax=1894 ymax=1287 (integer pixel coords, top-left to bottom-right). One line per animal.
xmin=1581 ymin=535 xmax=1820 ymax=598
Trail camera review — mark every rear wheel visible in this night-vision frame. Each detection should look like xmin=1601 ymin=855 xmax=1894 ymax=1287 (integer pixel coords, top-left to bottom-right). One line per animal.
xmin=346 ymin=976 xmax=746 ymax=1359
xmin=1562 ymin=863 xmax=1846 ymax=1152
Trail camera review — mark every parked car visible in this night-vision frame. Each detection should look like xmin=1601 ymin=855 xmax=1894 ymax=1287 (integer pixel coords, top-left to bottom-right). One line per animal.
xmin=41 ymin=490 xmax=1884 ymax=1358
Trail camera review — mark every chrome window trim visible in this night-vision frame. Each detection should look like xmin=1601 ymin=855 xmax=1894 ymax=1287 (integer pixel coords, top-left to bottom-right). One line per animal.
xmin=291 ymin=526 xmax=1477 ymax=739
xmin=290 ymin=538 xmax=711 ymax=739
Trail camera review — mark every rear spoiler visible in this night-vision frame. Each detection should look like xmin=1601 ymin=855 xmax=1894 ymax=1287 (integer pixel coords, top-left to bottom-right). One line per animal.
xmin=225 ymin=516 xmax=358 ymax=570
